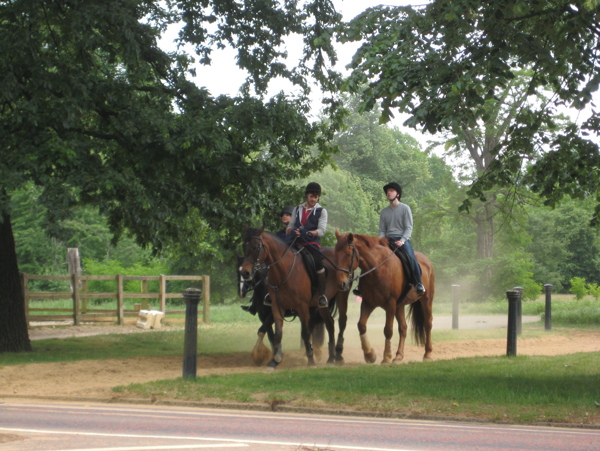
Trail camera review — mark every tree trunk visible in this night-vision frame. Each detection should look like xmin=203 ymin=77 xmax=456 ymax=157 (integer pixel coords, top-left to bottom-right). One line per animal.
xmin=474 ymin=202 xmax=495 ymax=289
xmin=0 ymin=210 xmax=32 ymax=353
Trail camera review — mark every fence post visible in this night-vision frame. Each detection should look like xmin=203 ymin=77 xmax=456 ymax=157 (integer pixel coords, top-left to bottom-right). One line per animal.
xmin=513 ymin=286 xmax=523 ymax=335
xmin=72 ymin=273 xmax=81 ymax=326
xmin=141 ymin=279 xmax=149 ymax=310
xmin=182 ymin=287 xmax=202 ymax=379
xmin=160 ymin=274 xmax=166 ymax=313
xmin=544 ymin=284 xmax=553 ymax=331
xmin=506 ymin=290 xmax=520 ymax=356
xmin=117 ymin=274 xmax=124 ymax=325
xmin=202 ymin=275 xmax=210 ymax=324
xmin=451 ymin=284 xmax=460 ymax=330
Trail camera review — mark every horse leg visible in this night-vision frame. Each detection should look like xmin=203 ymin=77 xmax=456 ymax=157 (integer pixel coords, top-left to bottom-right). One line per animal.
xmin=267 ymin=306 xmax=285 ymax=370
xmin=335 ymin=291 xmax=348 ymax=364
xmin=317 ymin=306 xmax=336 ymax=365
xmin=394 ymin=303 xmax=408 ymax=362
xmin=381 ymin=302 xmax=395 ymax=364
xmin=251 ymin=308 xmax=274 ymax=365
xmin=358 ymin=301 xmax=377 ymax=364
xmin=421 ymin=296 xmax=434 ymax=361
xmin=251 ymin=331 xmax=271 ymax=366
xmin=300 ymin=315 xmax=316 ymax=366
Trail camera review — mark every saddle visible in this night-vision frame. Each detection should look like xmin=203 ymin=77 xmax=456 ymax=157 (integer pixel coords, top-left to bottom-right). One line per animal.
xmin=387 ymin=239 xmax=416 ymax=285
xmin=294 ymin=245 xmax=321 ymax=295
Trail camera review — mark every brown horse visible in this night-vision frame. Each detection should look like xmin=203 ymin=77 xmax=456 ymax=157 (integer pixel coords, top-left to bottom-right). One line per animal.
xmin=240 ymin=227 xmax=349 ymax=369
xmin=334 ymin=230 xmax=435 ymax=363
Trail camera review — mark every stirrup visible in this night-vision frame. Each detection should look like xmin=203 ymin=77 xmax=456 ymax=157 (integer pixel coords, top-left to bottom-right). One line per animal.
xmin=263 ymin=295 xmax=271 ymax=307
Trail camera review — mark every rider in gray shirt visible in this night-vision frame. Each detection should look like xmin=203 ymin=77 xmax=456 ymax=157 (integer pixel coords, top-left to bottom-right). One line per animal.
xmin=379 ymin=182 xmax=425 ymax=296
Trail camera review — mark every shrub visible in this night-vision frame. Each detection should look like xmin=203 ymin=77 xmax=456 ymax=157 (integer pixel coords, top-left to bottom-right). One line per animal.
xmin=569 ymin=277 xmax=588 ymax=300
xmin=587 ymin=282 xmax=600 ymax=301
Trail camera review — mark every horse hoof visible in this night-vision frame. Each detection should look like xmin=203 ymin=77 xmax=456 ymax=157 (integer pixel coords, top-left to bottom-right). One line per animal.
xmin=264 ymin=366 xmax=276 ymax=373
xmin=423 ymin=355 xmax=433 ymax=361
xmin=326 ymin=357 xmax=335 ymax=365
xmin=335 ymin=356 xmax=344 ymax=365
xmin=364 ymin=352 xmax=377 ymax=364
xmin=381 ymin=359 xmax=392 ymax=364
xmin=267 ymin=360 xmax=279 ymax=370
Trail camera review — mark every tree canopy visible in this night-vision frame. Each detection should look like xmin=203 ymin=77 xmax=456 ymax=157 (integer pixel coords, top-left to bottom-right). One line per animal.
xmin=340 ymin=0 xmax=600 ymax=222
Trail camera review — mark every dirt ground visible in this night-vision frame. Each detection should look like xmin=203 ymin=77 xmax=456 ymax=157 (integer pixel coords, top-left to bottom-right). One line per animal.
xmin=2 ymin=317 xmax=600 ymax=403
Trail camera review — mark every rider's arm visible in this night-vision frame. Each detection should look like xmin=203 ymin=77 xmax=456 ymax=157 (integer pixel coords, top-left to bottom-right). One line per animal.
xmin=313 ymin=208 xmax=327 ymax=237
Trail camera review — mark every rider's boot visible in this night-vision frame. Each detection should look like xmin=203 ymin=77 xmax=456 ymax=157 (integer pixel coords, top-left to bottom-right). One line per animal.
xmin=241 ymin=304 xmax=257 ymax=315
xmin=317 ymin=270 xmax=328 ymax=308
xmin=416 ymin=282 xmax=426 ymax=296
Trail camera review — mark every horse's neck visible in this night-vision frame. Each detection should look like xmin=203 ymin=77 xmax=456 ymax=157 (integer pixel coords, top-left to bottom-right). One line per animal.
xmin=263 ymin=239 xmax=297 ymax=280
xmin=356 ymin=239 xmax=389 ymax=270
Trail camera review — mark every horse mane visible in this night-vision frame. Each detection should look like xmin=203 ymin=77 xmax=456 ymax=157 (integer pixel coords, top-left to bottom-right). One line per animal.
xmin=244 ymin=227 xmax=288 ymax=253
xmin=353 ymin=233 xmax=387 ymax=249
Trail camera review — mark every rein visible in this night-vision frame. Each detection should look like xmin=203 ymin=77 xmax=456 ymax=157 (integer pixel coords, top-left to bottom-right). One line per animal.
xmin=244 ymin=234 xmax=299 ymax=291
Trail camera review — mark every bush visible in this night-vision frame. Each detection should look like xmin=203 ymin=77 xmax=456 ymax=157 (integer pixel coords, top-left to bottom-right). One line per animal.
xmin=569 ymin=277 xmax=588 ymax=300
xmin=587 ymin=282 xmax=600 ymax=301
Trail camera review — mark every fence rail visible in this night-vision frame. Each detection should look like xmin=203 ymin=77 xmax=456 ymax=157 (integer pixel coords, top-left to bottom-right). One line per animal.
xmin=22 ymin=273 xmax=210 ymax=326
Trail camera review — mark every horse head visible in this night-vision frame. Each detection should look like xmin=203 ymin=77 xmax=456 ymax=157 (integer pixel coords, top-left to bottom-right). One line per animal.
xmin=240 ymin=227 xmax=266 ymax=282
xmin=334 ymin=229 xmax=359 ymax=292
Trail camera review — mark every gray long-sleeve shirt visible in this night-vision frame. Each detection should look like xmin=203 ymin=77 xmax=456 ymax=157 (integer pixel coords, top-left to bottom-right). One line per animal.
xmin=378 ymin=202 xmax=413 ymax=243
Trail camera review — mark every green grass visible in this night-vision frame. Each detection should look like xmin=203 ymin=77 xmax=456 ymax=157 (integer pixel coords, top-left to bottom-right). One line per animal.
xmin=4 ymin=298 xmax=600 ymax=426
xmin=115 ymin=352 xmax=600 ymax=425
xmin=434 ymin=293 xmax=600 ymax=325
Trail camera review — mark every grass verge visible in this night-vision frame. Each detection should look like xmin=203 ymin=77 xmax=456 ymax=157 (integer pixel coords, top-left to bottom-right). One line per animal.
xmin=114 ymin=352 xmax=600 ymax=426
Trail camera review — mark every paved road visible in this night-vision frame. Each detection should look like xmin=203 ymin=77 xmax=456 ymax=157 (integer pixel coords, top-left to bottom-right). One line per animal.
xmin=1 ymin=400 xmax=598 ymax=451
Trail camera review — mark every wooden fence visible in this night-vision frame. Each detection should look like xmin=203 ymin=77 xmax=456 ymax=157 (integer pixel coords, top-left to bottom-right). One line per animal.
xmin=22 ymin=273 xmax=210 ymax=326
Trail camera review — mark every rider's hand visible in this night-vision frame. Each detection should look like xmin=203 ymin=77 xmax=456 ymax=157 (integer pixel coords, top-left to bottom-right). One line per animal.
xmin=395 ymin=240 xmax=404 ymax=247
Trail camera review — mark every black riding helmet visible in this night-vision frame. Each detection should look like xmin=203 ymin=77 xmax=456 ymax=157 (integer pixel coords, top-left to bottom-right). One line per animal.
xmin=304 ymin=182 xmax=322 ymax=196
xmin=383 ymin=182 xmax=402 ymax=200
xmin=280 ymin=206 xmax=294 ymax=216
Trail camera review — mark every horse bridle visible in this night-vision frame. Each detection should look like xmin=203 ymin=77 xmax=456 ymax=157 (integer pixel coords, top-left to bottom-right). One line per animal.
xmin=338 ymin=242 xmax=359 ymax=286
xmin=339 ymin=239 xmax=399 ymax=286
xmin=243 ymin=234 xmax=298 ymax=290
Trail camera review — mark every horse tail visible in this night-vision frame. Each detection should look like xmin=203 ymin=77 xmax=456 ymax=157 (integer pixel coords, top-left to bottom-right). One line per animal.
xmin=409 ymin=301 xmax=426 ymax=346
xmin=308 ymin=309 xmax=325 ymax=348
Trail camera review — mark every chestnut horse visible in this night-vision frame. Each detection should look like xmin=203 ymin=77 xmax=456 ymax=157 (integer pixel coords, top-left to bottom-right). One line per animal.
xmin=240 ymin=227 xmax=349 ymax=369
xmin=334 ymin=230 xmax=435 ymax=363
xmin=236 ymin=258 xmax=325 ymax=365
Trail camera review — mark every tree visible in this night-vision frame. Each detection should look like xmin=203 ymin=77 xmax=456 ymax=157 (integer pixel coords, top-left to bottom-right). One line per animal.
xmin=526 ymin=197 xmax=600 ymax=291
xmin=0 ymin=0 xmax=343 ymax=352
xmin=340 ymin=0 xmax=600 ymax=222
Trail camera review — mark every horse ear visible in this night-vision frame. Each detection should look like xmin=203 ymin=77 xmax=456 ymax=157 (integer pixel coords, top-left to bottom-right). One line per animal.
xmin=335 ymin=228 xmax=341 ymax=239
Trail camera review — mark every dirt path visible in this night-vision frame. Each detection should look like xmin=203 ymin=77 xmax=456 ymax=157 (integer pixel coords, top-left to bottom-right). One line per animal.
xmin=2 ymin=319 xmax=599 ymax=402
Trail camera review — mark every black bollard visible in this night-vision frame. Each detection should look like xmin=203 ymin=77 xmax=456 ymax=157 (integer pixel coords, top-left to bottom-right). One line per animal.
xmin=182 ymin=287 xmax=202 ymax=380
xmin=513 ymin=286 xmax=523 ymax=335
xmin=506 ymin=290 xmax=520 ymax=356
xmin=544 ymin=284 xmax=553 ymax=331
xmin=451 ymin=284 xmax=460 ymax=330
